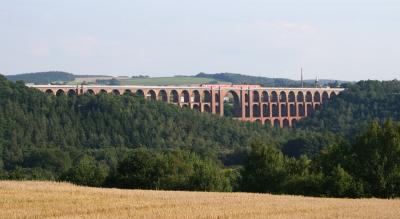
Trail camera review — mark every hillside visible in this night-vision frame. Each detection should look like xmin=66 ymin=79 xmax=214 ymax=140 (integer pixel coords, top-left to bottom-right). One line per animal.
xmin=1 ymin=75 xmax=400 ymax=198
xmin=1 ymin=181 xmax=399 ymax=219
xmin=5 ymin=71 xmax=75 ymax=84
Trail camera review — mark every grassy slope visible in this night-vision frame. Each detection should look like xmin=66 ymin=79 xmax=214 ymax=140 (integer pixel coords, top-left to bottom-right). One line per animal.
xmin=1 ymin=181 xmax=399 ymax=219
xmin=120 ymin=76 xmax=228 ymax=85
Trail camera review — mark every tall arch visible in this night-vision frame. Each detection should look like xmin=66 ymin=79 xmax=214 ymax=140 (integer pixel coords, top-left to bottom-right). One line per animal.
xmin=262 ymin=91 xmax=269 ymax=102
xmin=272 ymin=104 xmax=279 ymax=117
xmin=288 ymin=91 xmax=295 ymax=102
xmin=147 ymin=90 xmax=157 ymax=101
xmin=253 ymin=91 xmax=260 ymax=102
xmin=314 ymin=91 xmax=321 ymax=102
xmin=158 ymin=90 xmax=168 ymax=102
xmin=253 ymin=104 xmax=260 ymax=117
xmin=280 ymin=91 xmax=287 ymax=102
xmin=192 ymin=90 xmax=201 ymax=102
xmin=181 ymin=90 xmax=190 ymax=103
xmin=271 ymin=91 xmax=278 ymax=102
xmin=322 ymin=91 xmax=329 ymax=103
xmin=262 ymin=104 xmax=270 ymax=117
xmin=281 ymin=104 xmax=288 ymax=117
xmin=330 ymin=92 xmax=337 ymax=99
xmin=170 ymin=90 xmax=179 ymax=103
xmin=297 ymin=91 xmax=304 ymax=102
xmin=223 ymin=90 xmax=241 ymax=117
xmin=306 ymin=91 xmax=312 ymax=102
xmin=203 ymin=90 xmax=212 ymax=102
xmin=298 ymin=104 xmax=305 ymax=116
xmin=307 ymin=103 xmax=313 ymax=115
xmin=290 ymin=104 xmax=296 ymax=117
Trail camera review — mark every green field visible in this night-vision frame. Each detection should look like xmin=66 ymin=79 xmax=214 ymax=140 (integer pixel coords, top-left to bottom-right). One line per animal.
xmin=120 ymin=76 xmax=227 ymax=86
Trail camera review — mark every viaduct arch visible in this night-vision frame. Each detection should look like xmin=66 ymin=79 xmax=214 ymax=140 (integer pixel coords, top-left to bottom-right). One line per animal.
xmin=29 ymin=84 xmax=344 ymax=127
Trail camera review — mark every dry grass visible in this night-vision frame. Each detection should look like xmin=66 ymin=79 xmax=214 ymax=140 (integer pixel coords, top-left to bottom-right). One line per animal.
xmin=0 ymin=181 xmax=399 ymax=219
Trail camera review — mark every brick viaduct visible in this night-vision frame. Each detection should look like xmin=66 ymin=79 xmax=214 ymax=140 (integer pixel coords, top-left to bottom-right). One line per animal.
xmin=29 ymin=84 xmax=344 ymax=128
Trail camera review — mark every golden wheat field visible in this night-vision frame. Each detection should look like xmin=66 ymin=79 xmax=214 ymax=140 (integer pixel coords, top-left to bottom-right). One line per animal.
xmin=0 ymin=181 xmax=399 ymax=219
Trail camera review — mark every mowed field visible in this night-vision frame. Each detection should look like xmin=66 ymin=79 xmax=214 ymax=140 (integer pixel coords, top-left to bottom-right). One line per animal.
xmin=1 ymin=181 xmax=399 ymax=219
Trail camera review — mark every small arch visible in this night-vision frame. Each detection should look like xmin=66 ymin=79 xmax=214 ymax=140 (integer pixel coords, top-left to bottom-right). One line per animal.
xmin=291 ymin=119 xmax=297 ymax=128
xmin=123 ymin=89 xmax=132 ymax=96
xmin=273 ymin=119 xmax=280 ymax=128
xmin=136 ymin=89 xmax=144 ymax=98
xmin=253 ymin=91 xmax=260 ymax=102
xmin=297 ymin=91 xmax=304 ymax=102
xmin=147 ymin=90 xmax=157 ymax=101
xmin=280 ymin=91 xmax=287 ymax=102
xmin=271 ymin=91 xmax=278 ymax=102
xmin=86 ymin=89 xmax=95 ymax=95
xmin=255 ymin=119 xmax=262 ymax=125
xmin=203 ymin=90 xmax=212 ymax=102
xmin=306 ymin=91 xmax=312 ymax=102
xmin=262 ymin=91 xmax=269 ymax=102
xmin=112 ymin=89 xmax=120 ymax=95
xmin=170 ymin=90 xmax=179 ymax=103
xmin=204 ymin=104 xmax=211 ymax=113
xmin=182 ymin=104 xmax=189 ymax=108
xmin=272 ymin=104 xmax=279 ymax=117
xmin=290 ymin=104 xmax=296 ymax=117
xmin=193 ymin=104 xmax=200 ymax=111
xmin=45 ymin=89 xmax=54 ymax=95
xmin=262 ymin=104 xmax=270 ymax=117
xmin=99 ymin=89 xmax=108 ymax=94
xmin=56 ymin=89 xmax=65 ymax=96
xmin=283 ymin=119 xmax=290 ymax=128
xmin=298 ymin=104 xmax=305 ymax=116
xmin=181 ymin=90 xmax=190 ymax=103
xmin=253 ymin=104 xmax=260 ymax=117
xmin=67 ymin=89 xmax=76 ymax=96
xmin=288 ymin=91 xmax=295 ymax=102
xmin=330 ymin=92 xmax=337 ymax=99
xmin=264 ymin=119 xmax=271 ymax=127
xmin=158 ymin=90 xmax=168 ymax=102
xmin=315 ymin=104 xmax=321 ymax=111
xmin=192 ymin=90 xmax=201 ymax=102
xmin=281 ymin=104 xmax=288 ymax=117
xmin=314 ymin=91 xmax=321 ymax=102
xmin=322 ymin=91 xmax=329 ymax=103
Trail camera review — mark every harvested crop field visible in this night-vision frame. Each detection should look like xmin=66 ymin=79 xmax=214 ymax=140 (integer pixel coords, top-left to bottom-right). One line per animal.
xmin=0 ymin=181 xmax=399 ymax=219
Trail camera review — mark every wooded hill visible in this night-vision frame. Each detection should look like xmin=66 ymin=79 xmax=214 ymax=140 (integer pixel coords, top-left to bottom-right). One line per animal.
xmin=0 ymin=74 xmax=399 ymax=198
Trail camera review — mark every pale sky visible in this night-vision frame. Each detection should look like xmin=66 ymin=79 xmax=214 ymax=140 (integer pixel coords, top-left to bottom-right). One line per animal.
xmin=1 ymin=0 xmax=399 ymax=80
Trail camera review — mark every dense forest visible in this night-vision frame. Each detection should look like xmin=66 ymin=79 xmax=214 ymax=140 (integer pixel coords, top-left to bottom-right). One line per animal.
xmin=0 ymin=74 xmax=399 ymax=198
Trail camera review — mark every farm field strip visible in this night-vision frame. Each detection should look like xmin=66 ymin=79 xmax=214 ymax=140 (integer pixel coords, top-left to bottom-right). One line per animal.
xmin=1 ymin=181 xmax=399 ymax=219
